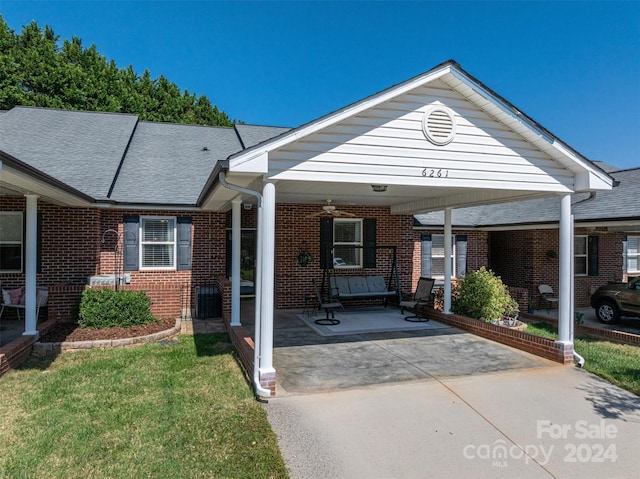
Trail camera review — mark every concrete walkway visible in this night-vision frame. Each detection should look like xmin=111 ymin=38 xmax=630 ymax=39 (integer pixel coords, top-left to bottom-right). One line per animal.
xmin=266 ymin=366 xmax=640 ymax=478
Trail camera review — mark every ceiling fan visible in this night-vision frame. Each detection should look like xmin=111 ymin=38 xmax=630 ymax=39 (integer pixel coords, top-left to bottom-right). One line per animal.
xmin=307 ymin=199 xmax=355 ymax=218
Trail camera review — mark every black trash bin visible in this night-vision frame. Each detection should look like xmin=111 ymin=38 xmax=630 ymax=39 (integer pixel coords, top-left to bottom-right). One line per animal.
xmin=195 ymin=285 xmax=222 ymax=319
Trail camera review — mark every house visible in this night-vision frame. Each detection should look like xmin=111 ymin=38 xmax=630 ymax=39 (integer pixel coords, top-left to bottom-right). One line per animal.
xmin=0 ymin=60 xmax=614 ymax=394
xmin=414 ymin=165 xmax=640 ymax=308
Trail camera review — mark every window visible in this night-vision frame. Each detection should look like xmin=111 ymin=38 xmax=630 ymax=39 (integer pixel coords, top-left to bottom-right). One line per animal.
xmin=140 ymin=216 xmax=176 ymax=270
xmin=575 ymin=235 xmax=588 ymax=276
xmin=626 ymin=236 xmax=639 ymax=273
xmin=0 ymin=212 xmax=23 ymax=273
xmin=333 ymin=219 xmax=362 ymax=268
xmin=421 ymin=234 xmax=467 ymax=280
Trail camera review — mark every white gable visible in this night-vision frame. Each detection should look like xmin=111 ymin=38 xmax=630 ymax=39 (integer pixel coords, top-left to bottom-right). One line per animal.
xmin=217 ymin=62 xmax=612 ymax=213
xmin=267 ymin=79 xmax=572 ymax=193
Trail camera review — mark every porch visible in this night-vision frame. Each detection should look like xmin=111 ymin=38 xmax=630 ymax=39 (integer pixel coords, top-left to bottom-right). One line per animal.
xmin=228 ymin=300 xmax=558 ymax=396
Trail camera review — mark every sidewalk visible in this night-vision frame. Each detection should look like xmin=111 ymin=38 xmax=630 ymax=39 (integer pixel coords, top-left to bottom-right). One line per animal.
xmin=266 ymin=366 xmax=640 ymax=478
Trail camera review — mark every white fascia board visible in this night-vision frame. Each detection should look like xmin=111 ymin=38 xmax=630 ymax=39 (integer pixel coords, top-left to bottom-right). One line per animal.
xmin=448 ymin=69 xmax=556 ymax=144
xmin=551 ymin=142 xmax=613 ymax=191
xmin=231 ymin=150 xmax=269 ymax=173
xmin=229 ymin=65 xmax=454 ymax=172
xmin=448 ymin=69 xmax=614 ymax=191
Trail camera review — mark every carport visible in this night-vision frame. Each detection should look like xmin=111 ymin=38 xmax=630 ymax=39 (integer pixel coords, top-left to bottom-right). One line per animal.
xmin=199 ymin=60 xmax=613 ymax=396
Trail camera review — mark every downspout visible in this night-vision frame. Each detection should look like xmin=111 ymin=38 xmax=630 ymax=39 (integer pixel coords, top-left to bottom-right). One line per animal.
xmin=218 ymin=171 xmax=272 ymax=398
xmin=569 ymin=191 xmax=600 ymax=368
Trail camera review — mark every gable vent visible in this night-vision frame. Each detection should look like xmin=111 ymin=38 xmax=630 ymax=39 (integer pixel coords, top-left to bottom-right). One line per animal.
xmin=422 ymin=106 xmax=456 ymax=146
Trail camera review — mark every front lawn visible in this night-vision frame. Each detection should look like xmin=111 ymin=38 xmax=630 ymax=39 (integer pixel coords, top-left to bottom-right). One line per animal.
xmin=0 ymin=334 xmax=288 ymax=479
xmin=525 ymin=322 xmax=640 ymax=396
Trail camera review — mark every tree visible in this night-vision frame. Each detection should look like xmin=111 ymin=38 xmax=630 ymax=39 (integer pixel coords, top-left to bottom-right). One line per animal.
xmin=0 ymin=16 xmax=234 ymax=126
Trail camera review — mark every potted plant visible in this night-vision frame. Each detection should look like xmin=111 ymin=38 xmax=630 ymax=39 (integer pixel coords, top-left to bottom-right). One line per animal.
xmin=297 ymin=251 xmax=314 ymax=267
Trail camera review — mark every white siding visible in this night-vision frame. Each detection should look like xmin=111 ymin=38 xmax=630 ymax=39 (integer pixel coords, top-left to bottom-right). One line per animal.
xmin=268 ymin=80 xmax=573 ymax=191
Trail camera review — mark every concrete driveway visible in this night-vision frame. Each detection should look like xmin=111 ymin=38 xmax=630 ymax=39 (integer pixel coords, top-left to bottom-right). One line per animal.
xmin=264 ymin=310 xmax=640 ymax=478
xmin=266 ymin=367 xmax=640 ymax=478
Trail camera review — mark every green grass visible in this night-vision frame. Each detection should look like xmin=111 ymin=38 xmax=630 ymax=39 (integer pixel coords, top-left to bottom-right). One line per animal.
xmin=525 ymin=322 xmax=640 ymax=396
xmin=0 ymin=334 xmax=288 ymax=479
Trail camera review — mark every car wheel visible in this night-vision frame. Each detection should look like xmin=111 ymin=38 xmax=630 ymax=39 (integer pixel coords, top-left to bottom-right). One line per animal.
xmin=595 ymin=301 xmax=620 ymax=324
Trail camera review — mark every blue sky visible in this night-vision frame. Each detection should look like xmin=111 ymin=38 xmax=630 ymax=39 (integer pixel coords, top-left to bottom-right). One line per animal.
xmin=1 ymin=1 xmax=638 ymax=169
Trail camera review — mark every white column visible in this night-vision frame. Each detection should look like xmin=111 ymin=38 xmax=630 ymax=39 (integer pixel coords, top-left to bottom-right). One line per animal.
xmin=259 ymin=182 xmax=276 ymax=376
xmin=230 ymin=199 xmax=242 ymax=326
xmin=558 ymin=194 xmax=572 ymax=343
xmin=23 ymin=195 xmax=39 ymax=336
xmin=443 ymin=207 xmax=452 ymax=314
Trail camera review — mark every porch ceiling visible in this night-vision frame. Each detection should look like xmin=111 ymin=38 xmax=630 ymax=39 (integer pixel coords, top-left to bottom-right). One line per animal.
xmin=0 ymin=162 xmax=93 ymax=207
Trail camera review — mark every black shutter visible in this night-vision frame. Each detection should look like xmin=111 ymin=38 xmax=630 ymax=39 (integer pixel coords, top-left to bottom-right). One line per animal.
xmin=363 ymin=218 xmax=377 ymax=268
xmin=421 ymin=234 xmax=432 ymax=278
xmin=320 ymin=217 xmax=333 ymax=269
xmin=456 ymin=235 xmax=467 ymax=278
xmin=123 ymin=215 xmax=139 ymax=271
xmin=588 ymin=235 xmax=599 ymax=277
xmin=177 ymin=217 xmax=192 ymax=270
xmin=623 ymin=236 xmax=628 ymax=274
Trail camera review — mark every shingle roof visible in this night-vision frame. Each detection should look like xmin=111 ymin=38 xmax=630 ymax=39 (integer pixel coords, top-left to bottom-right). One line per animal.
xmin=0 ymin=107 xmax=287 ymax=205
xmin=234 ymin=124 xmax=290 ymax=149
xmin=109 ymin=122 xmax=243 ymax=204
xmin=0 ymin=107 xmax=137 ymax=199
xmin=414 ymin=167 xmax=640 ymax=228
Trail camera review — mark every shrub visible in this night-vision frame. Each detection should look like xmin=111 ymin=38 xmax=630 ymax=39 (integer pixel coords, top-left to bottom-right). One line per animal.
xmin=78 ymin=288 xmax=159 ymax=329
xmin=451 ymin=267 xmax=518 ymax=322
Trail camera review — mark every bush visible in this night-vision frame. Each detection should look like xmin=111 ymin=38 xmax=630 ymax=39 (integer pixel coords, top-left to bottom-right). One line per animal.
xmin=451 ymin=267 xmax=518 ymax=322
xmin=78 ymin=288 xmax=159 ymax=329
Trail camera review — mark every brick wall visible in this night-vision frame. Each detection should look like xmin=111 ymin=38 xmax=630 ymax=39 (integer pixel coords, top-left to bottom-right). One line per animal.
xmin=409 ymin=229 xmax=489 ymax=291
xmin=4 ymin=195 xmax=629 ymax=316
xmin=1 ymin=199 xmax=228 ymax=321
xmin=490 ymin=227 xmax=627 ymax=307
xmin=273 ymin=204 xmax=416 ymax=309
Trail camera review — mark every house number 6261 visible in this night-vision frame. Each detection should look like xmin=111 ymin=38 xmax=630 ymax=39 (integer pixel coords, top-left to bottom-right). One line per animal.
xmin=422 ymin=168 xmax=449 ymax=178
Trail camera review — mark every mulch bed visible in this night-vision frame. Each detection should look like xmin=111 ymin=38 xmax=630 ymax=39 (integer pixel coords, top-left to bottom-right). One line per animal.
xmin=39 ymin=317 xmax=177 ymax=343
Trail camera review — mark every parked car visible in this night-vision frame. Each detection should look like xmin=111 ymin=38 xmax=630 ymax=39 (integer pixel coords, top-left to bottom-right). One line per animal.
xmin=590 ymin=277 xmax=640 ymax=324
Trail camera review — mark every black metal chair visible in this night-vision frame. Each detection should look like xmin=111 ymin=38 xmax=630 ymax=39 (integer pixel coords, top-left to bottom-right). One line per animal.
xmin=399 ymin=277 xmax=435 ymax=322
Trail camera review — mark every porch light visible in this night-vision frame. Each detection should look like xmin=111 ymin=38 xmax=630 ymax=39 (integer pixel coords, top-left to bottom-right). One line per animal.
xmin=371 ymin=185 xmax=388 ymax=192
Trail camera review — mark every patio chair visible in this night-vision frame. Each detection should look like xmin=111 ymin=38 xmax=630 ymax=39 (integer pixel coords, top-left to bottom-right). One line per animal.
xmin=399 ymin=277 xmax=435 ymax=322
xmin=537 ymin=284 xmax=558 ymax=312
xmin=0 ymin=286 xmax=48 ymax=322
xmin=314 ymin=281 xmax=343 ymax=326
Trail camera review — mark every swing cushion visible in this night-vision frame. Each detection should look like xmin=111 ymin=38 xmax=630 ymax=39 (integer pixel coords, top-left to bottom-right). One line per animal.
xmin=329 ymin=276 xmax=396 ymax=299
xmin=366 ymin=276 xmax=388 ymax=293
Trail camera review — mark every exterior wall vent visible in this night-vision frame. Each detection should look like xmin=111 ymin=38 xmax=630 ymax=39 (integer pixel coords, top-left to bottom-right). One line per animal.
xmin=422 ymin=106 xmax=456 ymax=146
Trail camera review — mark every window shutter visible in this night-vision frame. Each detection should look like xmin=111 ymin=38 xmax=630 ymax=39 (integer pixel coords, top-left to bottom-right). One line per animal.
xmin=456 ymin=235 xmax=467 ymax=278
xmin=123 ymin=215 xmax=139 ymax=271
xmin=363 ymin=218 xmax=377 ymax=268
xmin=177 ymin=216 xmax=192 ymax=271
xmin=421 ymin=234 xmax=432 ymax=278
xmin=320 ymin=217 xmax=333 ymax=269
xmin=588 ymin=236 xmax=598 ymax=277
xmin=622 ymin=236 xmax=628 ymax=274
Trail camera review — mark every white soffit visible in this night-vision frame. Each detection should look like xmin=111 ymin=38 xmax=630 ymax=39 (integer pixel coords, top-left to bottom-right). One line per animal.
xmin=0 ymin=164 xmax=91 ymax=207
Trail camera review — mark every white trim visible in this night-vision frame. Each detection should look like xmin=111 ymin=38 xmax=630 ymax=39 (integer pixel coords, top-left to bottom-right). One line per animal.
xmin=229 ymin=65 xmax=453 ymax=171
xmin=139 ymin=216 xmax=177 ymax=271
xmin=333 ymin=218 xmax=364 ymax=269
xmin=574 ymin=235 xmax=588 ymax=276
